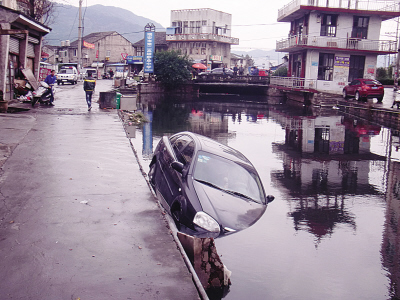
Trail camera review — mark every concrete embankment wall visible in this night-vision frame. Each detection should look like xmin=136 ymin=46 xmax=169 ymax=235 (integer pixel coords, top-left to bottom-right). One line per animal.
xmin=138 ymin=82 xmax=199 ymax=97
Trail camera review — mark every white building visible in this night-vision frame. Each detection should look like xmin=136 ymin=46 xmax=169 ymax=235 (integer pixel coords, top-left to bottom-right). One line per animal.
xmin=274 ymin=0 xmax=400 ymax=94
xmin=166 ymin=8 xmax=239 ymax=70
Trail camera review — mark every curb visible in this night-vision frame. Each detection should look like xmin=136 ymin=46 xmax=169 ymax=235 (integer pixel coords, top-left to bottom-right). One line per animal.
xmin=118 ymin=111 xmax=209 ymax=300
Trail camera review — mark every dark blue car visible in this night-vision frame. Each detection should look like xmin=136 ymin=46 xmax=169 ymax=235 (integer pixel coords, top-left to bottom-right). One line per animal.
xmin=148 ymin=132 xmax=274 ymax=238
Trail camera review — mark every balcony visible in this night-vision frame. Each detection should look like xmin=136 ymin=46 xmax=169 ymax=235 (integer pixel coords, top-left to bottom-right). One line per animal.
xmin=278 ymin=0 xmax=400 ymax=22
xmin=166 ymin=33 xmax=239 ymax=45
xmin=276 ymin=35 xmax=397 ymax=54
xmin=270 ymin=76 xmax=318 ymax=92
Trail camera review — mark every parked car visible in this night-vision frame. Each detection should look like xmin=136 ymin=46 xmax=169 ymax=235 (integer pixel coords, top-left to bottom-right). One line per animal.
xmin=199 ymin=68 xmax=234 ymax=76
xmin=82 ymin=68 xmax=98 ymax=78
xmin=57 ymin=66 xmax=78 ymax=85
xmin=148 ymin=131 xmax=274 ymax=238
xmin=342 ymin=79 xmax=384 ymax=102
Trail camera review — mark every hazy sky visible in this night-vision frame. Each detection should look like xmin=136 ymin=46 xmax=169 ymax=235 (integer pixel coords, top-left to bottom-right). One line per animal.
xmin=56 ymin=0 xmax=398 ymax=51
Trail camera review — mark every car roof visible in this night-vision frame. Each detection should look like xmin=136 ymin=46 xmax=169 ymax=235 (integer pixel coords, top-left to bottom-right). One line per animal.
xmin=172 ymin=131 xmax=251 ymax=164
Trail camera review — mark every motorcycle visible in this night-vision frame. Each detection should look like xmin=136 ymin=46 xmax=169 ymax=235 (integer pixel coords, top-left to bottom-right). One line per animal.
xmin=31 ymin=81 xmax=55 ymax=107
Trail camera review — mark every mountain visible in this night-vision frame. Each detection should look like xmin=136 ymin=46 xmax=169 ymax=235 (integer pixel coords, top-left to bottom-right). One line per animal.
xmin=45 ymin=4 xmax=164 ymax=46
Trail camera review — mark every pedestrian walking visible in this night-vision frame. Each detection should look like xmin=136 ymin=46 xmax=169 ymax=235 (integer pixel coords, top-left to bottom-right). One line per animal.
xmin=44 ymin=70 xmax=57 ymax=106
xmin=84 ymin=71 xmax=96 ymax=111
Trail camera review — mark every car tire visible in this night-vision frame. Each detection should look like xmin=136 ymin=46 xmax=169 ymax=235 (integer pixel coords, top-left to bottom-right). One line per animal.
xmin=355 ymin=91 xmax=361 ymax=101
xmin=171 ymin=195 xmax=187 ymax=223
xmin=343 ymin=89 xmax=348 ymax=99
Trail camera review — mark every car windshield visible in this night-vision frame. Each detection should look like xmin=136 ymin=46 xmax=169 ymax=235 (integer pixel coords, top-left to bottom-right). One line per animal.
xmin=364 ymin=80 xmax=380 ymax=85
xmin=193 ymin=151 xmax=265 ymax=204
xmin=60 ymin=69 xmax=73 ymax=74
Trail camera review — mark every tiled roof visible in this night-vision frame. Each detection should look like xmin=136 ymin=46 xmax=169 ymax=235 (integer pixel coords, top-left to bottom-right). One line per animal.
xmin=70 ymin=31 xmax=117 ymax=47
xmin=133 ymin=31 xmax=168 ymax=47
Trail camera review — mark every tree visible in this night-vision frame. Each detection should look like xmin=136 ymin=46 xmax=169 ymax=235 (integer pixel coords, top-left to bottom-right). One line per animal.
xmin=18 ymin=0 xmax=55 ymax=25
xmin=273 ymin=66 xmax=288 ymax=77
xmin=154 ymin=50 xmax=192 ymax=90
xmin=376 ymin=67 xmax=387 ymax=80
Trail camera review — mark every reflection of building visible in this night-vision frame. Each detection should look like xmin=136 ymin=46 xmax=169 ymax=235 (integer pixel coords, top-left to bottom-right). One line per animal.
xmin=166 ymin=9 xmax=239 ymax=69
xmin=270 ymin=109 xmax=380 ymax=154
xmin=381 ymin=161 xmax=400 ymax=299
xmin=189 ymin=110 xmax=229 ymax=144
xmin=270 ymin=109 xmax=385 ymax=243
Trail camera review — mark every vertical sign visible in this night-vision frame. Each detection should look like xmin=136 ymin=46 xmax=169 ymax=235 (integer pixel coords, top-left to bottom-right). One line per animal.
xmin=144 ymin=31 xmax=155 ymax=73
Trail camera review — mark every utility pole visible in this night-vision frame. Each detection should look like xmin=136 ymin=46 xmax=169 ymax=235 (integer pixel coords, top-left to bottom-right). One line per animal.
xmin=77 ymin=0 xmax=83 ymax=78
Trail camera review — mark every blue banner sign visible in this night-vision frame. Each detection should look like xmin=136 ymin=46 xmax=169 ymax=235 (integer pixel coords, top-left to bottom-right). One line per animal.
xmin=126 ymin=56 xmax=143 ymax=64
xmin=144 ymin=31 xmax=155 ymax=73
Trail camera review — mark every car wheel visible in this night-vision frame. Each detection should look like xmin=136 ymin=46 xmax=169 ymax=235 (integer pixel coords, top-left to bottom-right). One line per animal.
xmin=62 ymin=82 xmax=64 ymax=85
xmin=342 ymin=89 xmax=348 ymax=99
xmin=171 ymin=196 xmax=187 ymax=223
xmin=355 ymin=91 xmax=361 ymax=101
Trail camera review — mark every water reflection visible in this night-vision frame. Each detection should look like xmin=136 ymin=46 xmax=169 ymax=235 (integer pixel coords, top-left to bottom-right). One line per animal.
xmin=382 ymin=160 xmax=400 ymax=299
xmin=132 ymin=94 xmax=400 ymax=299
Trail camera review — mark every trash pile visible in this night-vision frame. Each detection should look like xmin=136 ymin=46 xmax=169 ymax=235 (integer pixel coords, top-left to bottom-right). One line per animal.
xmin=123 ymin=111 xmax=148 ymax=126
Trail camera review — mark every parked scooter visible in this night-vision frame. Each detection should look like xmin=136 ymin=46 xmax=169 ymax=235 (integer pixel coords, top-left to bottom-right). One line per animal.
xmin=31 ymin=81 xmax=55 ymax=107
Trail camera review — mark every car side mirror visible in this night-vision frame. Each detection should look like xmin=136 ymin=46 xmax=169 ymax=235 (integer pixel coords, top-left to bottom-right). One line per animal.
xmin=266 ymin=195 xmax=275 ymax=203
xmin=171 ymin=161 xmax=184 ymax=174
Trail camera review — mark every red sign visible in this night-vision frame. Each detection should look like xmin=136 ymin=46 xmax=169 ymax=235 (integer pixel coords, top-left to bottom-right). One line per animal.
xmin=96 ymin=50 xmax=99 ymax=58
xmin=121 ymin=53 xmax=128 ymax=60
xmin=83 ymin=40 xmax=95 ymax=49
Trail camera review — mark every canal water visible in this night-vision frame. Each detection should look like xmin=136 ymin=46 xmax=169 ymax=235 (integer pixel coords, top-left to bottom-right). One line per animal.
xmin=129 ymin=94 xmax=400 ymax=300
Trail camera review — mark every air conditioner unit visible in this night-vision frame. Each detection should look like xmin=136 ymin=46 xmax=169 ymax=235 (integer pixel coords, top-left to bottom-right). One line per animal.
xmin=84 ymin=54 xmax=88 ymax=58
xmin=55 ymin=55 xmax=59 ymax=58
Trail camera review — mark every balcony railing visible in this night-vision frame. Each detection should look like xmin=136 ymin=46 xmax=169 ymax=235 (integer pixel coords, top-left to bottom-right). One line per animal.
xmin=270 ymin=76 xmax=317 ymax=90
xmin=276 ymin=35 xmax=397 ymax=53
xmin=166 ymin=33 xmax=239 ymax=45
xmin=278 ymin=0 xmax=400 ymax=20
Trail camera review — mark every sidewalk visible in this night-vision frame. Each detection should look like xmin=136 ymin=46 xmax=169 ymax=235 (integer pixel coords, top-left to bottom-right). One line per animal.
xmin=0 ymin=80 xmax=201 ymax=299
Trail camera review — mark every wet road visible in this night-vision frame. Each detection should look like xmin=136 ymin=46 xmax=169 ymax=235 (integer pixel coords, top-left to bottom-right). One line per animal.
xmin=131 ymin=92 xmax=400 ymax=300
xmin=0 ymin=81 xmax=200 ymax=300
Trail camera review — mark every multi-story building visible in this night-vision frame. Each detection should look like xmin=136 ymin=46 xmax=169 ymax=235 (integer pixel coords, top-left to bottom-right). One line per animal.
xmin=274 ymin=0 xmax=400 ymax=94
xmin=54 ymin=31 xmax=134 ymax=68
xmin=166 ymin=8 xmax=239 ymax=70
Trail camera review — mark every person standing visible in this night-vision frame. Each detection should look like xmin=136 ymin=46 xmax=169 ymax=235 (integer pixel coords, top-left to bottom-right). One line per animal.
xmin=239 ymin=65 xmax=244 ymax=76
xmin=233 ymin=64 xmax=238 ymax=77
xmin=44 ymin=70 xmax=57 ymax=106
xmin=84 ymin=71 xmax=96 ymax=111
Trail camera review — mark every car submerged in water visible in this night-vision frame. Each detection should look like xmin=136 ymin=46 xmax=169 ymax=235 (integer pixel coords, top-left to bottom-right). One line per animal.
xmin=148 ymin=131 xmax=274 ymax=238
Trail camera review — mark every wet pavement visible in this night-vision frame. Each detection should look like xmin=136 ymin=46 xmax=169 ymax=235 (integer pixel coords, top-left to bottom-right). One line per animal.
xmin=0 ymin=80 xmax=200 ymax=299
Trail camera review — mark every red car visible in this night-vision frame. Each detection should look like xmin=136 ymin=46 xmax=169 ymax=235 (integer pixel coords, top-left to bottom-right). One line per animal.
xmin=342 ymin=79 xmax=384 ymax=102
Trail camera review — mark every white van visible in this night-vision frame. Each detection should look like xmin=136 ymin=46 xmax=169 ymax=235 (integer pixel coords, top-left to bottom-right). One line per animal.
xmin=57 ymin=66 xmax=78 ymax=85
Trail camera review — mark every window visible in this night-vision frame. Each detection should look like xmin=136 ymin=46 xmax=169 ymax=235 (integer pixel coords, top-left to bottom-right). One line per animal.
xmin=195 ymin=21 xmax=201 ymax=33
xmin=73 ymin=49 xmax=77 ymax=56
xmin=190 ymin=21 xmax=195 ymax=33
xmin=202 ymin=20 xmax=207 ymax=26
xmin=173 ymin=21 xmax=182 ymax=34
xmin=320 ymin=14 xmax=337 ymax=37
xmin=352 ymin=16 xmax=369 ymax=39
xmin=106 ymin=50 xmax=111 ymax=57
xmin=318 ymin=53 xmax=334 ymax=81
xmin=183 ymin=21 xmax=188 ymax=34
xmin=172 ymin=135 xmax=194 ymax=165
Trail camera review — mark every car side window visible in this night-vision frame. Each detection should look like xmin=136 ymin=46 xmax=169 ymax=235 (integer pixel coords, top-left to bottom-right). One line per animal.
xmin=172 ymin=135 xmax=192 ymax=163
xmin=180 ymin=141 xmax=195 ymax=164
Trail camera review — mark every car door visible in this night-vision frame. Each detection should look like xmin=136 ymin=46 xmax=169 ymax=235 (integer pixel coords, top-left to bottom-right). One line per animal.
xmin=349 ymin=80 xmax=360 ymax=96
xmin=156 ymin=136 xmax=178 ymax=206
